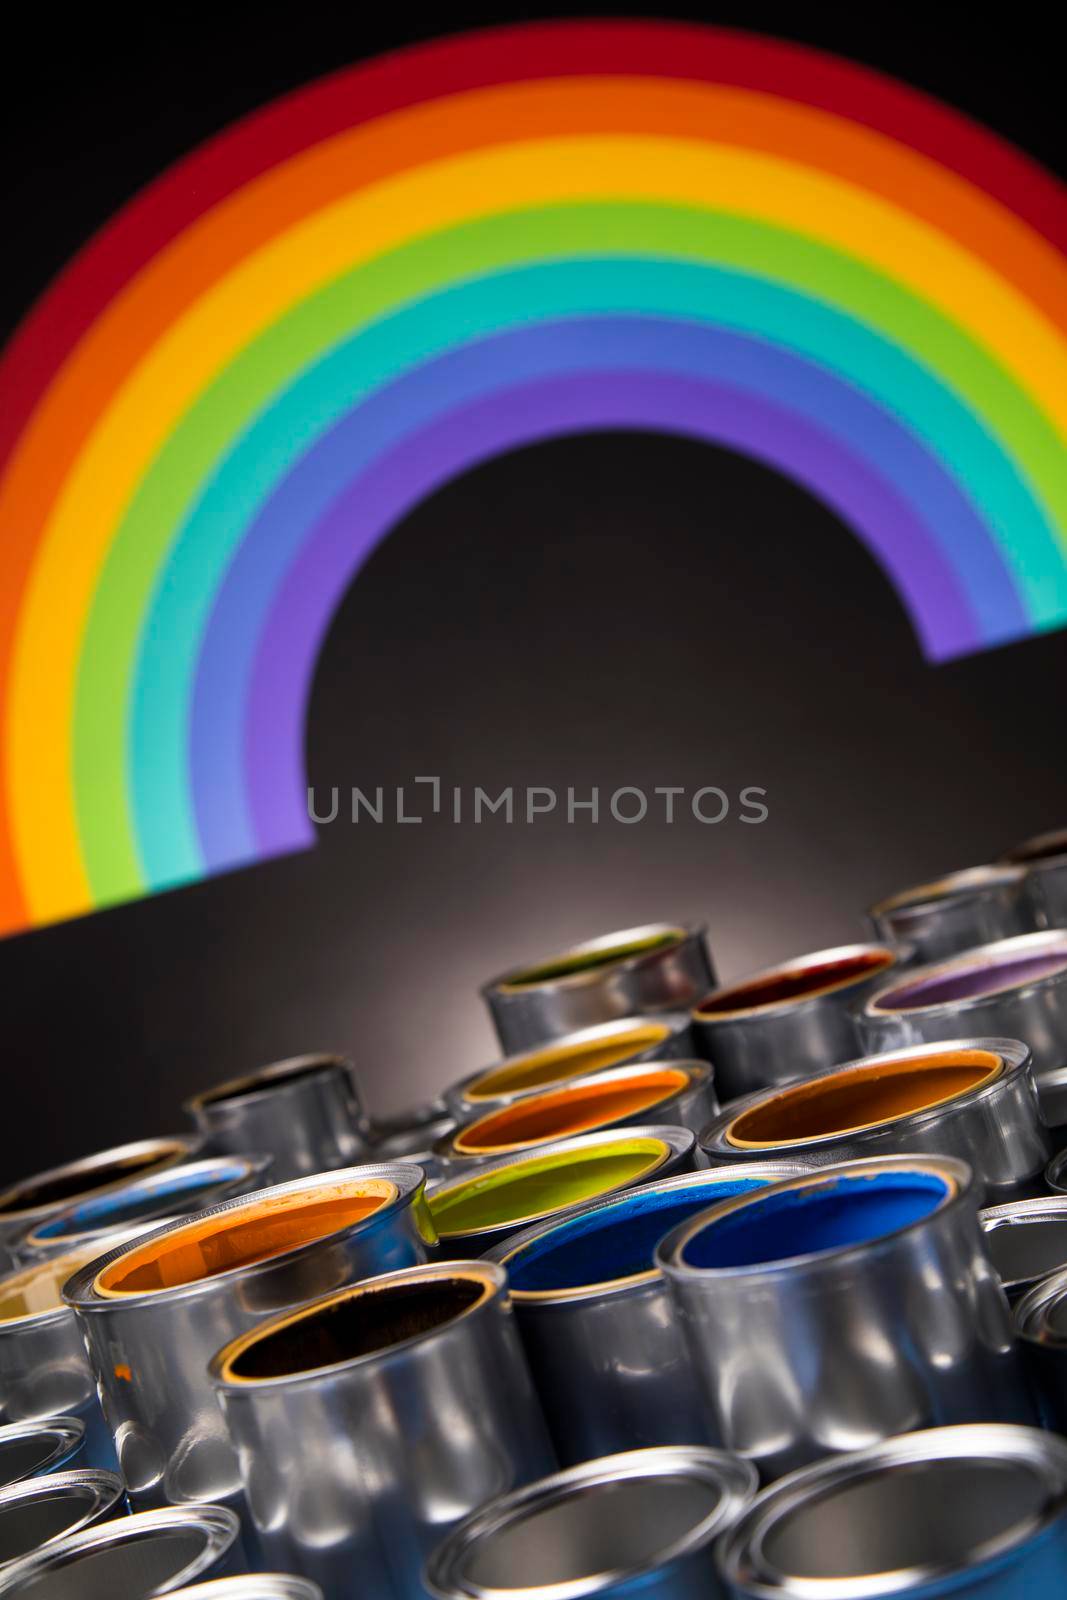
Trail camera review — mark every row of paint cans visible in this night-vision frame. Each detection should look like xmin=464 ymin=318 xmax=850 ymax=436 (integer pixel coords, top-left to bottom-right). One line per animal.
xmin=423 ymin=1425 xmax=1067 ymax=1599
xmin=0 ymin=1469 xmax=124 ymax=1571
xmin=698 ymin=1039 xmax=1050 ymax=1204
xmin=481 ymin=922 xmax=716 ymax=1054
xmin=208 ymin=1260 xmax=555 ymax=1600
xmin=62 ymin=1163 xmax=432 ymax=1529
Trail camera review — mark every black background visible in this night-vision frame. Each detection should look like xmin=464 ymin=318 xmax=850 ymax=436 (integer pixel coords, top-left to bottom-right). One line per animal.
xmin=1 ymin=7 xmax=1064 ymax=1176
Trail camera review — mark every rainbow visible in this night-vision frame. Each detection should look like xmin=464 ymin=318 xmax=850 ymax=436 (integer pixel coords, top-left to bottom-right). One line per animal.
xmin=2 ymin=20 xmax=1066 ymax=935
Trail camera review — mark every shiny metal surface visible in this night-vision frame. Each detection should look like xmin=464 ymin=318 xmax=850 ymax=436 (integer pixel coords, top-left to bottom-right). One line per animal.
xmin=370 ymin=1111 xmax=457 ymax=1182
xmin=482 ymin=923 xmax=715 ymax=1054
xmin=212 ymin=1260 xmax=554 ymax=1600
xmin=0 ymin=1138 xmax=198 ymax=1253
xmin=427 ymin=1126 xmax=695 ymax=1257
xmin=1046 ymin=1146 xmax=1067 ymax=1194
xmin=445 ymin=1015 xmax=696 ymax=1122
xmin=426 ymin=1445 xmax=757 ymax=1600
xmin=1001 ymin=828 xmax=1067 ymax=929
xmin=436 ymin=1062 xmax=717 ymax=1175
xmin=657 ymin=1156 xmax=1032 ymax=1481
xmin=1014 ymin=1267 xmax=1067 ymax=1433
xmin=698 ymin=1039 xmax=1049 ymax=1204
xmin=18 ymin=1157 xmax=273 ymax=1263
xmin=0 ymin=1219 xmax=182 ymax=1470
xmin=0 ymin=1469 xmax=125 ymax=1569
xmin=186 ymin=1056 xmax=370 ymax=1183
xmin=691 ymin=944 xmax=902 ymax=1102
xmin=64 ymin=1164 xmax=432 ymax=1523
xmin=1037 ymin=1065 xmax=1067 ymax=1153
xmin=717 ymin=1424 xmax=1067 ymax=1598
xmin=0 ymin=1504 xmax=240 ymax=1597
xmin=0 ymin=1422 xmax=84 ymax=1491
xmin=858 ymin=930 xmax=1067 ymax=1080
xmin=981 ymin=1198 xmax=1067 ymax=1303
xmin=168 ymin=1582 xmax=322 ymax=1599
xmin=485 ymin=1165 xmax=812 ymax=1466
xmin=868 ymin=864 xmax=1034 ymax=963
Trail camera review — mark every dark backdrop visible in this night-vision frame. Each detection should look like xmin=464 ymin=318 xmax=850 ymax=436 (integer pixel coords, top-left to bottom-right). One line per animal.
xmin=2 ymin=7 xmax=1064 ymax=1177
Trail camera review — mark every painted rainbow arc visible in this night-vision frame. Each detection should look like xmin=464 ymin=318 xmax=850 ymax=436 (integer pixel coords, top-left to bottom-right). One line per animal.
xmin=1 ymin=20 xmax=1066 ymax=935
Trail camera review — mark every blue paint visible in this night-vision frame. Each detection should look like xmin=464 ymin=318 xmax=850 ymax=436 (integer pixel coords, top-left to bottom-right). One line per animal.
xmin=680 ymin=1171 xmax=949 ymax=1270
xmin=504 ymin=1175 xmax=771 ymax=1293
xmin=33 ymin=1159 xmax=249 ymax=1243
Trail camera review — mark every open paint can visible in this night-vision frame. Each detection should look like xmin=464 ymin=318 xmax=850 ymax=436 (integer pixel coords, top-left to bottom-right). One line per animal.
xmin=436 ymin=1062 xmax=716 ymax=1174
xmin=717 ymin=1424 xmax=1067 ymax=1599
xmin=482 ymin=923 xmax=715 ymax=1053
xmin=0 ymin=1505 xmax=240 ymax=1597
xmin=981 ymin=1197 xmax=1067 ymax=1303
xmin=698 ymin=1039 xmax=1049 ymax=1204
xmin=427 ymin=1126 xmax=694 ymax=1257
xmin=691 ymin=944 xmax=900 ymax=1101
xmin=63 ymin=1164 xmax=432 ymax=1525
xmin=0 ymin=1137 xmax=197 ymax=1255
xmin=0 ymin=1422 xmax=85 ymax=1492
xmin=186 ymin=1055 xmax=369 ymax=1183
xmin=485 ymin=1164 xmax=811 ymax=1465
xmin=657 ymin=1156 xmax=1032 ymax=1480
xmin=858 ymin=930 xmax=1067 ymax=1081
xmin=0 ymin=1469 xmax=124 ymax=1571
xmin=168 ymin=1583 xmax=323 ymax=1599
xmin=868 ymin=864 xmax=1034 ymax=963
xmin=426 ymin=1445 xmax=757 ymax=1600
xmin=211 ymin=1260 xmax=553 ymax=1600
xmin=1002 ymin=828 xmax=1067 ymax=930
xmin=1014 ymin=1266 xmax=1067 ymax=1433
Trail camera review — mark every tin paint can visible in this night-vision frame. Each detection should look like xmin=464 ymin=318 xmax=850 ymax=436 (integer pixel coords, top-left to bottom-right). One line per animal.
xmin=0 ymin=1469 xmax=124 ymax=1570
xmin=169 ymin=1582 xmax=323 ymax=1600
xmin=484 ymin=1164 xmax=812 ymax=1465
xmin=482 ymin=923 xmax=715 ymax=1053
xmin=868 ymin=864 xmax=1034 ymax=963
xmin=63 ymin=1164 xmax=432 ymax=1523
xmin=717 ymin=1424 xmax=1067 ymax=1599
xmin=657 ymin=1156 xmax=1032 ymax=1480
xmin=212 ymin=1259 xmax=553 ymax=1600
xmin=426 ymin=1445 xmax=757 ymax=1600
xmin=981 ymin=1197 xmax=1067 ymax=1304
xmin=436 ymin=1062 xmax=716 ymax=1174
xmin=691 ymin=944 xmax=900 ymax=1102
xmin=427 ymin=1127 xmax=695 ymax=1258
xmin=858 ymin=931 xmax=1067 ymax=1082
xmin=446 ymin=1015 xmax=695 ymax=1123
xmin=0 ymin=1504 xmax=241 ymax=1597
xmin=698 ymin=1039 xmax=1049 ymax=1204
xmin=1013 ymin=1266 xmax=1067 ymax=1433
xmin=186 ymin=1056 xmax=370 ymax=1183
xmin=0 ymin=1422 xmax=85 ymax=1492
xmin=0 ymin=1138 xmax=197 ymax=1255
xmin=1001 ymin=828 xmax=1067 ymax=930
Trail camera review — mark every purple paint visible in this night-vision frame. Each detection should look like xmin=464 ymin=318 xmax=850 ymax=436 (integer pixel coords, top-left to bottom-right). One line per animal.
xmin=878 ymin=951 xmax=1067 ymax=1012
xmin=244 ymin=370 xmax=976 ymax=857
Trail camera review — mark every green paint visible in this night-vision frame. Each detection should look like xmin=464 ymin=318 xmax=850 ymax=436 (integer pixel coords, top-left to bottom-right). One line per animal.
xmin=501 ymin=929 xmax=682 ymax=988
xmin=429 ymin=1138 xmax=668 ymax=1237
xmin=71 ymin=201 xmax=1067 ymax=900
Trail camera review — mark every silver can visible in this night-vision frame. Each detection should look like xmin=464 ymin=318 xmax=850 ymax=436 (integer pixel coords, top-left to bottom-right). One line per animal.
xmin=0 ymin=1137 xmax=197 ymax=1254
xmin=369 ymin=1108 xmax=456 ymax=1183
xmin=0 ymin=1505 xmax=240 ymax=1596
xmin=0 ymin=1469 xmax=124 ymax=1570
xmin=426 ymin=1445 xmax=757 ymax=1600
xmin=1046 ymin=1147 xmax=1067 ymax=1194
xmin=698 ymin=1039 xmax=1049 ymax=1204
xmin=717 ymin=1424 xmax=1067 ymax=1599
xmin=657 ymin=1155 xmax=1032 ymax=1480
xmin=427 ymin=1126 xmax=695 ymax=1257
xmin=981 ymin=1197 xmax=1067 ymax=1303
xmin=446 ymin=1014 xmax=695 ymax=1122
xmin=858 ymin=930 xmax=1067 ymax=1081
xmin=63 ymin=1165 xmax=433 ymax=1521
xmin=186 ymin=1056 xmax=370 ymax=1183
xmin=484 ymin=1164 xmax=812 ymax=1466
xmin=1014 ymin=1266 xmax=1067 ymax=1432
xmin=211 ymin=1260 xmax=554 ymax=1600
xmin=17 ymin=1156 xmax=273 ymax=1263
xmin=436 ymin=1061 xmax=716 ymax=1174
xmin=0 ymin=1422 xmax=85 ymax=1492
xmin=482 ymin=922 xmax=715 ymax=1053
xmin=691 ymin=944 xmax=901 ymax=1102
xmin=868 ymin=863 xmax=1034 ymax=962
xmin=1001 ymin=828 xmax=1067 ymax=929
xmin=168 ymin=1582 xmax=323 ymax=1599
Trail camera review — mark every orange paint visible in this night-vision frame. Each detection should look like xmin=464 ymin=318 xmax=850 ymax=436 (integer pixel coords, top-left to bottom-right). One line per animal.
xmin=726 ymin=1048 xmax=1002 ymax=1148
xmin=114 ymin=1363 xmax=133 ymax=1382
xmin=94 ymin=1179 xmax=396 ymax=1296
xmin=455 ymin=1067 xmax=689 ymax=1153
xmin=467 ymin=1023 xmax=669 ymax=1102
